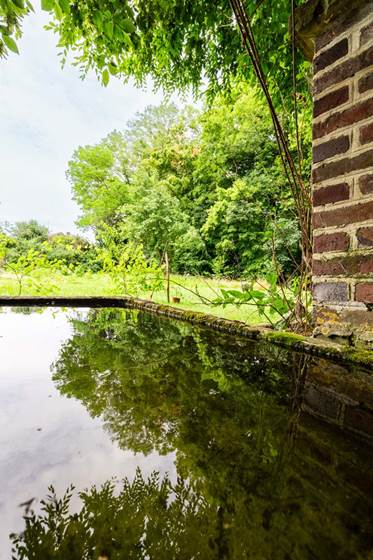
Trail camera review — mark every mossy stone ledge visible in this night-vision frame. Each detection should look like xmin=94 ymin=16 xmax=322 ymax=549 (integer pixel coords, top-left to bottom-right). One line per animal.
xmin=0 ymin=295 xmax=372 ymax=369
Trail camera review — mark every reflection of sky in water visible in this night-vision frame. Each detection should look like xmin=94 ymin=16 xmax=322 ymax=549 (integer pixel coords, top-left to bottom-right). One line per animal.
xmin=0 ymin=309 xmax=175 ymax=558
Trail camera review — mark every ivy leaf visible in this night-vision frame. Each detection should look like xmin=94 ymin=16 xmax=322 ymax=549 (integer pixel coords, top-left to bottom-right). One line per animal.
xmin=2 ymin=35 xmax=19 ymax=54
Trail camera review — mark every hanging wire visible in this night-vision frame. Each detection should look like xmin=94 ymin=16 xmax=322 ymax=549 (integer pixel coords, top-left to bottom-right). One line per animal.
xmin=229 ymin=0 xmax=313 ymax=329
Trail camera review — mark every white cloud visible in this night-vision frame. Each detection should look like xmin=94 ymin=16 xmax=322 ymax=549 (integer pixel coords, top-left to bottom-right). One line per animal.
xmin=0 ymin=9 xmax=179 ymax=234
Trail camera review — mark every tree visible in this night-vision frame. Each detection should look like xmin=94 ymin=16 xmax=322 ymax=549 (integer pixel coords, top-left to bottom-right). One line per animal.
xmin=66 ymin=131 xmax=131 ymax=231
xmin=122 ymin=172 xmax=198 ymax=301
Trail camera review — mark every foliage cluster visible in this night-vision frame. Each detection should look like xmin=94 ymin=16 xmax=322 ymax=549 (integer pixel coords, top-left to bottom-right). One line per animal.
xmin=0 ymin=220 xmax=97 ymax=272
xmin=1 ymin=0 xmax=311 ymax=107
xmin=67 ymin=85 xmax=310 ymax=282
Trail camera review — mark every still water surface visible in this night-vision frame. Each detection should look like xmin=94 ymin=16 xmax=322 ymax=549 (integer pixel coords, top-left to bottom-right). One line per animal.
xmin=0 ymin=307 xmax=372 ymax=559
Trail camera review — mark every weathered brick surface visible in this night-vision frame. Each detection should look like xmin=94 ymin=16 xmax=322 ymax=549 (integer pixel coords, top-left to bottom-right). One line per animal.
xmin=314 ymin=86 xmax=349 ymax=118
xmin=315 ymin=3 xmax=373 ymax=52
xmin=313 ymin=97 xmax=373 ymax=139
xmin=359 ymin=173 xmax=373 ymax=194
xmin=357 ymin=226 xmax=373 ymax=247
xmin=313 ymin=255 xmax=373 ymax=276
xmin=313 ymin=135 xmax=349 ymax=163
xmin=309 ymin=3 xmax=373 ymax=344
xmin=355 ymin=283 xmax=373 ymax=302
xmin=314 ymin=200 xmax=373 ymax=228
xmin=314 ymin=39 xmax=349 ymax=73
xmin=314 ymin=45 xmax=373 ymax=95
xmin=313 ymin=282 xmax=349 ymax=302
xmin=313 ymin=182 xmax=350 ymax=206
xmin=344 ymin=406 xmax=373 ymax=437
xmin=313 ymin=149 xmax=373 ymax=183
xmin=358 ymin=71 xmax=373 ymax=94
xmin=314 ymin=232 xmax=350 ymax=253
xmin=360 ymin=122 xmax=373 ymax=145
xmin=360 ymin=20 xmax=373 ymax=47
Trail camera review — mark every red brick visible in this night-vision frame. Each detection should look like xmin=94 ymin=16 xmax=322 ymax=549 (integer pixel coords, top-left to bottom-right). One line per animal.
xmin=313 ymin=282 xmax=349 ymax=302
xmin=359 ymin=174 xmax=373 ymax=195
xmin=313 ymin=254 xmax=373 ymax=276
xmin=313 ymin=135 xmax=349 ymax=163
xmin=313 ymin=149 xmax=373 ymax=183
xmin=360 ymin=122 xmax=373 ymax=145
xmin=313 ymin=97 xmax=373 ymax=140
xmin=313 ymin=182 xmax=349 ymax=206
xmin=355 ymin=283 xmax=373 ymax=303
xmin=314 ymin=45 xmax=373 ymax=95
xmin=315 ymin=3 xmax=373 ymax=51
xmin=360 ymin=20 xmax=373 ymax=47
xmin=358 ymin=71 xmax=373 ymax=94
xmin=314 ymin=232 xmax=350 ymax=253
xmin=313 ymin=200 xmax=373 ymax=229
xmin=357 ymin=226 xmax=373 ymax=247
xmin=314 ymin=39 xmax=349 ymax=74
xmin=314 ymin=86 xmax=349 ymax=118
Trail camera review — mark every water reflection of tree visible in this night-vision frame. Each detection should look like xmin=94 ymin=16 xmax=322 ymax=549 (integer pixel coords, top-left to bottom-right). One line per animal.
xmin=17 ymin=308 xmax=369 ymax=559
xmin=11 ymin=470 xmax=223 ymax=559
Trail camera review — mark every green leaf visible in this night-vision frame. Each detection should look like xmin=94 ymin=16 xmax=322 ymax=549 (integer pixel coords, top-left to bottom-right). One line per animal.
xmin=2 ymin=35 xmax=19 ymax=54
xmin=57 ymin=0 xmax=69 ymax=14
xmin=104 ymin=20 xmax=114 ymax=39
xmin=11 ymin=0 xmax=25 ymax=9
xmin=108 ymin=62 xmax=118 ymax=75
xmin=41 ymin=0 xmax=54 ymax=10
xmin=122 ymin=18 xmax=136 ymax=33
xmin=92 ymin=11 xmax=103 ymax=31
xmin=226 ymin=289 xmax=245 ymax=299
xmin=249 ymin=290 xmax=265 ymax=300
xmin=102 ymin=69 xmax=110 ymax=86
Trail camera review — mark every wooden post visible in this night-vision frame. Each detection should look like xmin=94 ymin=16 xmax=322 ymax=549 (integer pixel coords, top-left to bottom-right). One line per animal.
xmin=164 ymin=250 xmax=170 ymax=303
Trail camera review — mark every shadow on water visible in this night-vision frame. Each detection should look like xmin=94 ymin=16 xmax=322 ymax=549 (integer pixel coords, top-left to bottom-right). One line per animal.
xmin=9 ymin=308 xmax=373 ymax=559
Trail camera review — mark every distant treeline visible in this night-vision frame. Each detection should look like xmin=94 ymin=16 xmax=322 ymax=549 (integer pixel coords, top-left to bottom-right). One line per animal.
xmin=1 ymin=83 xmax=311 ymax=281
xmin=0 ymin=220 xmax=99 ymax=273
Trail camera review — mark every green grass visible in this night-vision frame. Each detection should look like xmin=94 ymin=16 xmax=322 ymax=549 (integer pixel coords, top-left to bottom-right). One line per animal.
xmin=0 ymin=271 xmax=266 ymax=325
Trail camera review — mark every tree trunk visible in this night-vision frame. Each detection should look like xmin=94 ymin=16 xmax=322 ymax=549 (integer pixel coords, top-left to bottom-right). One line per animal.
xmin=164 ymin=251 xmax=170 ymax=303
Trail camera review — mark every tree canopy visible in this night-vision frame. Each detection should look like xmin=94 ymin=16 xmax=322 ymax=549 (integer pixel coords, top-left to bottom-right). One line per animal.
xmin=1 ymin=0 xmax=311 ymax=108
xmin=67 ymin=86 xmax=304 ymax=278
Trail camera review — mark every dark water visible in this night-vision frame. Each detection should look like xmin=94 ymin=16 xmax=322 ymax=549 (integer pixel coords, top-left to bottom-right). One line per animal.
xmin=0 ymin=307 xmax=372 ymax=559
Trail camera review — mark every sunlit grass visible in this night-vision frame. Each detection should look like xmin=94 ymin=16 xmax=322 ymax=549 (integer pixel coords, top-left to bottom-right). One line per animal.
xmin=0 ymin=271 xmax=266 ymax=325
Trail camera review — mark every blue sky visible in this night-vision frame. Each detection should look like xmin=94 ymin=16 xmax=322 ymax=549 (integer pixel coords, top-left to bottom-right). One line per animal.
xmin=0 ymin=9 xmax=181 ymax=234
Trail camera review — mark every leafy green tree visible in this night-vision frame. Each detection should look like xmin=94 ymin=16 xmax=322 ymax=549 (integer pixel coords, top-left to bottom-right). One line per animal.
xmin=43 ymin=0 xmax=311 ymax=107
xmin=67 ymin=91 xmax=304 ymax=280
xmin=4 ymin=219 xmax=49 ymax=243
xmin=122 ymin=173 xmax=201 ymax=300
xmin=2 ymin=0 xmax=311 ymax=108
xmin=67 ymin=131 xmax=131 ymax=231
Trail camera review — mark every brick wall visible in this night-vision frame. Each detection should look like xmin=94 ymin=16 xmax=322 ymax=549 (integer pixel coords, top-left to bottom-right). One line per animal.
xmin=311 ymin=3 xmax=373 ymax=345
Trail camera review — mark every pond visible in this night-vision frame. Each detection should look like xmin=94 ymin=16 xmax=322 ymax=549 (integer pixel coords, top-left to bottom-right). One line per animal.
xmin=0 ymin=306 xmax=372 ymax=559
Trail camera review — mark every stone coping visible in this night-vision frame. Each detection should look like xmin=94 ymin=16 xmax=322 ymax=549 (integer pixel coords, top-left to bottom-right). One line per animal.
xmin=0 ymin=296 xmax=372 ymax=369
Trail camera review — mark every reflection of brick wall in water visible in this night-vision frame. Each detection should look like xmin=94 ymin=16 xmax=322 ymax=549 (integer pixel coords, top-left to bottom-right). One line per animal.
xmin=296 ymin=1 xmax=373 ymax=346
xmin=302 ymin=359 xmax=373 ymax=441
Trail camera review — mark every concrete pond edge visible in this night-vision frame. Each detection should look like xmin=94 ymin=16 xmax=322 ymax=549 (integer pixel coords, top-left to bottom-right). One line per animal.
xmin=0 ymin=295 xmax=372 ymax=369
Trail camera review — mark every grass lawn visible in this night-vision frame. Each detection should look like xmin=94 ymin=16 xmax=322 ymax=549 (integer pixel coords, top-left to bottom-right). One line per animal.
xmin=0 ymin=271 xmax=266 ymax=324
